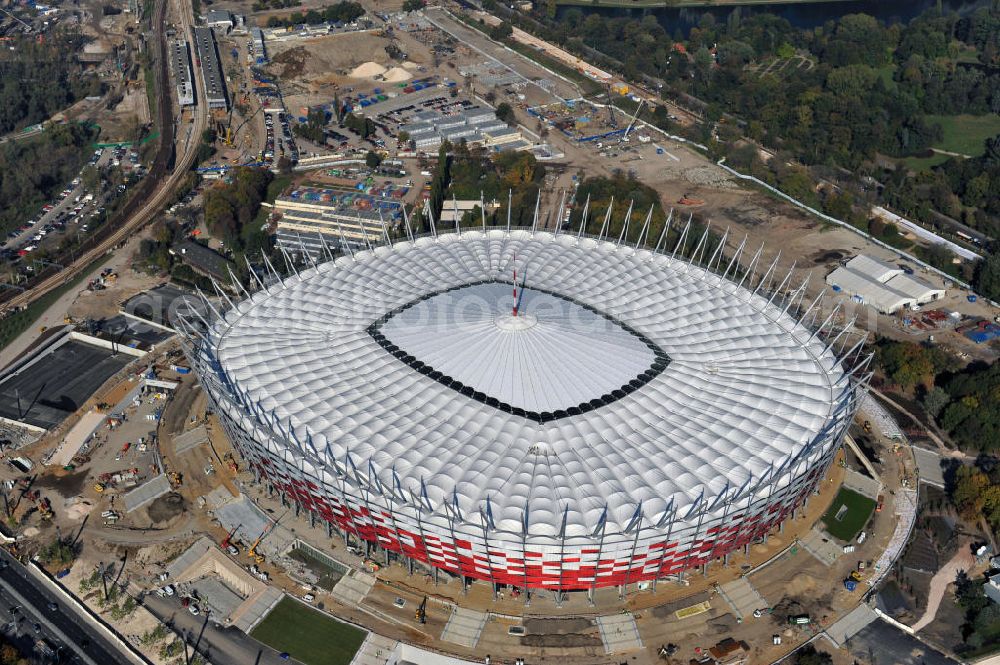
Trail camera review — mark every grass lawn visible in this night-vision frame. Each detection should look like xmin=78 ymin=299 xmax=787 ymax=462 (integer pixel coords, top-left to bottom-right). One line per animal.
xmin=901 ymin=152 xmax=951 ymax=172
xmin=821 ymin=487 xmax=876 ymax=542
xmin=926 ymin=114 xmax=1000 ymax=156
xmin=250 ymin=597 xmax=366 ymax=665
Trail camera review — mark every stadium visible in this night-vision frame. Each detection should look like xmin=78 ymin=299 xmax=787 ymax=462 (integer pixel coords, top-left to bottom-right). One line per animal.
xmin=182 ymin=225 xmax=865 ymax=592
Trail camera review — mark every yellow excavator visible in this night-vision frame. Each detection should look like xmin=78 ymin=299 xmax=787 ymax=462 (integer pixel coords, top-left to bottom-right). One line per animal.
xmin=247 ymin=524 xmax=271 ymax=564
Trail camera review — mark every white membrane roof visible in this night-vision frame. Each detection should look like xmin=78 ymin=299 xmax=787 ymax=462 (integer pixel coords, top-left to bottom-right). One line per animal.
xmin=376 ymin=282 xmax=662 ymax=415
xmin=213 ymin=231 xmax=847 ymax=536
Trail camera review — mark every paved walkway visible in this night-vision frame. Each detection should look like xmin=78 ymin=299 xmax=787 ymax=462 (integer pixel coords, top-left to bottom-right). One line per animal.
xmin=439 ymin=607 xmax=487 ymax=648
xmin=332 ymin=571 xmax=375 ymax=606
xmin=843 ymin=467 xmax=881 ymax=499
xmin=717 ymin=577 xmax=766 ymax=620
xmin=595 ymin=613 xmax=642 ymax=653
xmin=911 ymin=544 xmax=974 ymax=633
xmin=826 ymin=603 xmax=878 ymax=647
xmin=349 ymin=633 xmax=398 ymax=665
xmin=800 ymin=527 xmax=843 ymax=566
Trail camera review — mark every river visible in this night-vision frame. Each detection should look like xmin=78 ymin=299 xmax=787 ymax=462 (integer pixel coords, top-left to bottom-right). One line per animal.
xmin=557 ymin=0 xmax=992 ymax=35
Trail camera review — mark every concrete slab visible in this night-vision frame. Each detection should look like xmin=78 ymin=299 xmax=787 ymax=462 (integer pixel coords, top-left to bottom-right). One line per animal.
xmin=173 ymin=425 xmax=208 ymax=455
xmin=331 ymin=571 xmax=374 ymax=606
xmin=800 ymin=527 xmax=843 ymax=566
xmin=843 ymin=468 xmax=881 ymax=499
xmin=350 ymin=633 xmax=398 ymax=665
xmin=595 ymin=613 xmax=642 ymax=653
xmin=826 ymin=603 xmax=878 ymax=646
xmin=123 ymin=474 xmax=171 ymax=512
xmin=912 ymin=447 xmax=945 ymax=488
xmin=232 ymin=586 xmax=283 ymax=633
xmin=215 ymin=496 xmax=294 ymax=557
xmin=717 ymin=577 xmax=766 ymax=620
xmin=439 ymin=607 xmax=487 ymax=649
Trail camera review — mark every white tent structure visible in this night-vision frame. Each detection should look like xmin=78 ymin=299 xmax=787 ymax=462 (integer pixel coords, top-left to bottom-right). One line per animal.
xmin=826 ymin=255 xmax=945 ymax=314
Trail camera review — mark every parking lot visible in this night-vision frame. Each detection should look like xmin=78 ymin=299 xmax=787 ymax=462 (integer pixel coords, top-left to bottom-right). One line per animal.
xmin=1 ymin=145 xmax=147 ymax=269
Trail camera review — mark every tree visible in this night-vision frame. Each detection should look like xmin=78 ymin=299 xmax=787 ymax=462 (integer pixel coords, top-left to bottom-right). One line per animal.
xmin=401 ymin=0 xmax=424 ymax=10
xmin=489 ymin=22 xmax=513 ymax=41
xmin=495 ymin=103 xmax=516 ymax=125
xmin=365 ymin=150 xmax=382 ymax=169
xmin=974 ymin=253 xmax=1000 ymax=302
xmin=793 ymin=645 xmax=833 ymax=665
xmin=921 ymin=386 xmax=951 ymax=421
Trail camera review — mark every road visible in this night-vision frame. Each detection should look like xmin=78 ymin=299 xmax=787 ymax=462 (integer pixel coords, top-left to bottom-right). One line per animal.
xmin=0 ymin=548 xmax=134 ymax=665
xmin=0 ymin=0 xmax=208 ymax=319
xmin=142 ymin=593 xmax=299 ymax=665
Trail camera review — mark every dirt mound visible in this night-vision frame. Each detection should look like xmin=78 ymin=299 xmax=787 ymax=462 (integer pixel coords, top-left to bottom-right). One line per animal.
xmin=148 ymin=492 xmax=187 ymax=523
xmin=271 ymin=46 xmax=308 ymax=80
xmin=383 ymin=66 xmax=412 ymax=83
xmin=349 ymin=61 xmax=387 ymax=78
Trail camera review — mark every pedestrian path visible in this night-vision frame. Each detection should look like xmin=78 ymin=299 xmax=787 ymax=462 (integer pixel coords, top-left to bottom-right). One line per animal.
xmin=717 ymin=577 xmax=766 ymax=620
xmin=332 ymin=571 xmax=375 ymax=606
xmin=596 ymin=613 xmax=642 ymax=653
xmin=349 ymin=632 xmax=398 ymax=665
xmin=439 ymin=607 xmax=487 ymax=648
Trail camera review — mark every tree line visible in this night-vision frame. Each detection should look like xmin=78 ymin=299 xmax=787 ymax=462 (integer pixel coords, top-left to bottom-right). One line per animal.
xmin=0 ymin=31 xmax=102 ymax=135
xmin=484 ymin=3 xmax=1000 ymax=294
xmin=263 ymin=1 xmax=364 ymax=28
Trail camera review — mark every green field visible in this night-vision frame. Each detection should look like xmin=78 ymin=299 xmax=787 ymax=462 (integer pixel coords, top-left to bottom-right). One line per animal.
xmin=926 ymin=114 xmax=1000 ymax=157
xmin=251 ymin=597 xmax=366 ymax=665
xmin=821 ymin=487 xmax=876 ymax=542
xmin=901 ymin=152 xmax=951 ymax=172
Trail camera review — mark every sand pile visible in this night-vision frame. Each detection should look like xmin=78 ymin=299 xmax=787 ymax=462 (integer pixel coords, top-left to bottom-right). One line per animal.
xmin=63 ymin=498 xmax=93 ymax=521
xmin=402 ymin=61 xmax=420 ymax=70
xmin=383 ymin=67 xmax=412 ymax=83
xmin=349 ymin=61 xmax=387 ymax=78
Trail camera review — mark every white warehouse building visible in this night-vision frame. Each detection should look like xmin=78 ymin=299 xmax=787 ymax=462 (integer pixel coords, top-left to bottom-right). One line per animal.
xmin=826 ymin=254 xmax=945 ymax=314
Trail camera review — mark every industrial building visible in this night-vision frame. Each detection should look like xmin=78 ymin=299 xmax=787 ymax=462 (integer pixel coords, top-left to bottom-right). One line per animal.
xmin=826 ymin=254 xmax=945 ymax=314
xmin=438 ymin=198 xmax=500 ymax=223
xmin=400 ymin=106 xmax=526 ymax=151
xmin=170 ymin=40 xmax=195 ymax=107
xmin=180 ymin=224 xmax=866 ymax=592
xmin=192 ymin=27 xmax=228 ymax=110
xmin=273 ymin=186 xmax=404 ymax=258
xmin=249 ymin=27 xmax=267 ymax=65
xmin=205 ymin=9 xmax=234 ymax=31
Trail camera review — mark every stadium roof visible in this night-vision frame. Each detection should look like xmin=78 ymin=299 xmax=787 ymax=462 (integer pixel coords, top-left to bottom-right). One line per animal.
xmin=210 ymin=231 xmax=850 ymax=537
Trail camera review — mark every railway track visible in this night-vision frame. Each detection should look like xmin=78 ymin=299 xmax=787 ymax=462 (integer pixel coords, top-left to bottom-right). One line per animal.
xmin=0 ymin=0 xmax=206 ymax=317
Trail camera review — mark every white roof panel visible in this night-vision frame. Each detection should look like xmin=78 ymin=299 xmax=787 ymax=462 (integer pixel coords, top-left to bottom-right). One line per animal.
xmin=211 ymin=231 xmax=848 ymax=535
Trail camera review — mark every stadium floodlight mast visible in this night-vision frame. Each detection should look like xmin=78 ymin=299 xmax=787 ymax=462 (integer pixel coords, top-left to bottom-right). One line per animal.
xmin=177 ymin=194 xmax=869 ymax=595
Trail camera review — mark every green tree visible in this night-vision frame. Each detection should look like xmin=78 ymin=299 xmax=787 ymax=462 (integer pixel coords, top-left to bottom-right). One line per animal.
xmin=793 ymin=645 xmax=833 ymax=665
xmin=974 ymin=253 xmax=1000 ymax=302
xmin=495 ymin=103 xmax=516 ymax=125
xmin=365 ymin=150 xmax=382 ymax=169
xmin=921 ymin=386 xmax=951 ymax=421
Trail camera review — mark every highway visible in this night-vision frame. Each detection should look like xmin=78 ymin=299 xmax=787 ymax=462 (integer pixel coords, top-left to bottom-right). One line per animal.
xmin=0 ymin=548 xmax=135 ymax=665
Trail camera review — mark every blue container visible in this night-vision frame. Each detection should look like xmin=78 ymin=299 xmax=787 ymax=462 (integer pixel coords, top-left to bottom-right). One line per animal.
xmin=968 ymin=294 xmax=978 ymax=302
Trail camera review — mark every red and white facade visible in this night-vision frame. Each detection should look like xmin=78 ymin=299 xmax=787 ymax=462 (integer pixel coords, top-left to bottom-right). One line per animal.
xmin=184 ymin=229 xmax=863 ymax=591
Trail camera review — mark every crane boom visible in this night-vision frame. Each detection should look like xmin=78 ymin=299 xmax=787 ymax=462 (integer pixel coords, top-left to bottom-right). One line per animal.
xmin=622 ymin=99 xmax=645 ymax=142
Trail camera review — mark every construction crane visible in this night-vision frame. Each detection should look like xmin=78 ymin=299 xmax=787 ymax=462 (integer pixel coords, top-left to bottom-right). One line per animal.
xmin=415 ymin=596 xmax=427 ymax=624
xmin=604 ymin=83 xmax=618 ymax=128
xmin=221 ymin=524 xmax=241 ymax=551
xmin=621 ymin=99 xmax=646 ymax=143
xmin=247 ymin=526 xmax=269 ymax=564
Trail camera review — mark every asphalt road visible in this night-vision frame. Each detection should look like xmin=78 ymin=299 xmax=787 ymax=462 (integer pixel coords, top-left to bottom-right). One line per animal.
xmin=0 ymin=548 xmax=134 ymax=665
xmin=143 ymin=594 xmax=299 ymax=665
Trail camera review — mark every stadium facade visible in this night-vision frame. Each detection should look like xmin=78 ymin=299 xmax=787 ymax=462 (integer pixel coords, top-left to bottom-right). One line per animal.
xmin=181 ymin=224 xmax=867 ymax=592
